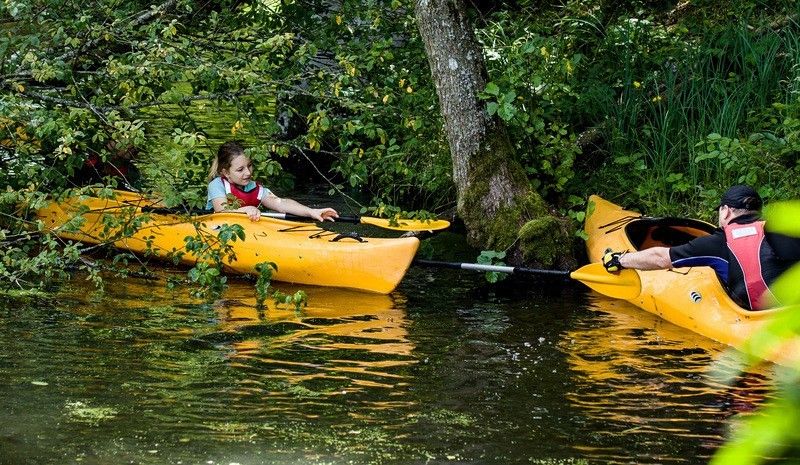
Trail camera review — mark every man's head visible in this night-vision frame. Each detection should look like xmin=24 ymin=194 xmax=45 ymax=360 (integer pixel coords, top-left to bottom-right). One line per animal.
xmin=717 ymin=184 xmax=762 ymax=227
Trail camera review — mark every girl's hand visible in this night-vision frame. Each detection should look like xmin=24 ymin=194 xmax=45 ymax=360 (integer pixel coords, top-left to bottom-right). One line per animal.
xmin=309 ymin=207 xmax=339 ymax=222
xmin=242 ymin=206 xmax=261 ymax=221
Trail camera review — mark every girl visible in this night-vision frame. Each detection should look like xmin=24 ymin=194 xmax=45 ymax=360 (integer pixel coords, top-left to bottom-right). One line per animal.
xmin=207 ymin=141 xmax=339 ymax=222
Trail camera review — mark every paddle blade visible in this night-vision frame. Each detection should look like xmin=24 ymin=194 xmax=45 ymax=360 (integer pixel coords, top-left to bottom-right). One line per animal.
xmin=360 ymin=216 xmax=451 ymax=232
xmin=570 ymin=263 xmax=641 ymax=300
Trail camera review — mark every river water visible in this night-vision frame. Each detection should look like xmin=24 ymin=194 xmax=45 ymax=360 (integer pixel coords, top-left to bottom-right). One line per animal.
xmin=0 ymin=259 xmax=780 ymax=465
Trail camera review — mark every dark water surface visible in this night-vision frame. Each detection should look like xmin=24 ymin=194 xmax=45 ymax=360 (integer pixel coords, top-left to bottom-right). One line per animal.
xmin=0 ymin=267 xmax=777 ymax=464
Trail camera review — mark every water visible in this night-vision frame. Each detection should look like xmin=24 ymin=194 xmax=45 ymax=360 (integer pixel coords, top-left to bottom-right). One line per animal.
xmin=0 ymin=266 xmax=779 ymax=464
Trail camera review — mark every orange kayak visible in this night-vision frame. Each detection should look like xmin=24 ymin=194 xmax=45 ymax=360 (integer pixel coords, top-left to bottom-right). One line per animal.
xmin=36 ymin=190 xmax=419 ymax=294
xmin=584 ymin=195 xmax=799 ymax=365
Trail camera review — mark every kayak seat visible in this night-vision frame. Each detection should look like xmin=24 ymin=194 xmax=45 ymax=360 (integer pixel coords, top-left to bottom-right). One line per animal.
xmin=625 ymin=217 xmax=716 ymax=251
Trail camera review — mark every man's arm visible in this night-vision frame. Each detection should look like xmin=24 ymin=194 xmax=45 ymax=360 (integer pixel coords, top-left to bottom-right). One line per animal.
xmin=618 ymin=247 xmax=672 ymax=270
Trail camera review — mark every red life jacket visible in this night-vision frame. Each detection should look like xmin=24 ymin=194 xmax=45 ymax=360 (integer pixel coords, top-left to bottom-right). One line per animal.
xmin=724 ymin=221 xmax=778 ymax=310
xmin=221 ymin=177 xmax=266 ymax=208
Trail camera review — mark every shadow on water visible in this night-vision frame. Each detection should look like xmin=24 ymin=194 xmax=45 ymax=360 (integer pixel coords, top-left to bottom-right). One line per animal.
xmin=0 ymin=266 xmax=782 ymax=464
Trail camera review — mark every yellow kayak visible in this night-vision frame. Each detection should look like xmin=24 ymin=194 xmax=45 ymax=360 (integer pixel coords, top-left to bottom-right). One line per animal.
xmin=584 ymin=195 xmax=798 ymax=365
xmin=36 ymin=190 xmax=419 ymax=294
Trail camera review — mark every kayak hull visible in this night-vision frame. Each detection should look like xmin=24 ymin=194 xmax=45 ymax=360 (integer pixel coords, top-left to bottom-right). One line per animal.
xmin=36 ymin=191 xmax=419 ymax=294
xmin=584 ymin=195 xmax=798 ymax=365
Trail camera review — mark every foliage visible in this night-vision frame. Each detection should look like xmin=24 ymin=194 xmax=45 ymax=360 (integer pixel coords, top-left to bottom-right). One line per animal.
xmin=710 ymin=201 xmax=800 ymax=464
xmin=477 ymin=249 xmax=508 ymax=283
xmin=181 ymin=222 xmax=246 ymax=298
xmin=0 ymin=0 xmax=452 ymax=292
xmin=2 ymin=0 xmax=800 ymax=293
xmin=272 ymin=289 xmax=308 ymax=311
xmin=581 ymin=11 xmax=800 ymax=217
xmin=473 ymin=1 xmax=799 ymax=227
xmin=477 ymin=13 xmax=583 ymax=201
xmin=253 ymin=261 xmax=307 ymax=311
xmin=254 ymin=261 xmax=278 ymax=309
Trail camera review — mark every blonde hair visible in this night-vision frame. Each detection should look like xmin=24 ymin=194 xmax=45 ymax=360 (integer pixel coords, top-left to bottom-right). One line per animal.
xmin=207 ymin=141 xmax=246 ymax=182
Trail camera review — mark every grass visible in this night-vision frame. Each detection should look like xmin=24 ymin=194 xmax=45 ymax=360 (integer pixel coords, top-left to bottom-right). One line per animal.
xmin=604 ymin=18 xmax=799 ymax=216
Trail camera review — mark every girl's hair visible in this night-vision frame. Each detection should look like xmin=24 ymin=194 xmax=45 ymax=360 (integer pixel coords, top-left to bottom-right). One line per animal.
xmin=208 ymin=141 xmax=246 ymax=181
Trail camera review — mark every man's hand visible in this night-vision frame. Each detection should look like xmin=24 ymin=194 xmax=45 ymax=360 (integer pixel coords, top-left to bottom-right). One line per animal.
xmin=602 ymin=248 xmax=624 ymax=272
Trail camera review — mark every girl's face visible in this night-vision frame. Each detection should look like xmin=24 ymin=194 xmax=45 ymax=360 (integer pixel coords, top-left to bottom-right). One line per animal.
xmin=221 ymin=154 xmax=253 ymax=187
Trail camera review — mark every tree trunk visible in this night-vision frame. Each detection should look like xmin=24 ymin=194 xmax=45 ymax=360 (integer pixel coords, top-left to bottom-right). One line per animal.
xmin=414 ymin=0 xmax=575 ymax=268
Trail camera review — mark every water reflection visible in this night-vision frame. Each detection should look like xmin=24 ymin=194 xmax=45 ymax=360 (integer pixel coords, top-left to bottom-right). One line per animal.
xmin=2 ymin=272 xmax=791 ymax=465
xmin=203 ymin=283 xmax=416 ymax=396
xmin=2 ymin=277 xmax=419 ymax=463
xmin=561 ymin=295 xmax=776 ymax=463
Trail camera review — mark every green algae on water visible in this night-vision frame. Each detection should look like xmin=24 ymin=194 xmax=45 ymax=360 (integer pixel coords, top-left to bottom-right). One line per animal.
xmin=64 ymin=401 xmax=118 ymax=425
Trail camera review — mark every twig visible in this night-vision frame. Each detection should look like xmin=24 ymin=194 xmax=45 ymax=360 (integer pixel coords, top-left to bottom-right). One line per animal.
xmin=284 ymin=143 xmax=364 ymax=208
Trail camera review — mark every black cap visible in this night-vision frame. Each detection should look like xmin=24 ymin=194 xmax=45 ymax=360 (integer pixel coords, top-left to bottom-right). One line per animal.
xmin=719 ymin=185 xmax=762 ymax=211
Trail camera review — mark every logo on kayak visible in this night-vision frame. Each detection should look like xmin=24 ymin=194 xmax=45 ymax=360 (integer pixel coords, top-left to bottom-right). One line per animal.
xmin=690 ymin=291 xmax=702 ymax=303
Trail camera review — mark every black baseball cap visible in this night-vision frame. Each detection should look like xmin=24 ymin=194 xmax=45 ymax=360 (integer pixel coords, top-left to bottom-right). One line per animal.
xmin=718 ymin=185 xmax=763 ymax=211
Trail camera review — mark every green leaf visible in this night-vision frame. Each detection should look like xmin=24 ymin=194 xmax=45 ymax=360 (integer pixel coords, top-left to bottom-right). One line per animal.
xmin=771 ymin=263 xmax=800 ymax=305
xmin=710 ymin=395 xmax=800 ymax=465
xmin=765 ymin=201 xmax=800 ymax=237
xmin=484 ymin=82 xmax=500 ymax=96
xmin=478 ymin=250 xmax=505 ymax=265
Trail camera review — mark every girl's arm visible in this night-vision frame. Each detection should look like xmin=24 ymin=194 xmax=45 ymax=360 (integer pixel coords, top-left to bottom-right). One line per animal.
xmin=261 ymin=194 xmax=338 ymax=222
xmin=210 ymin=196 xmax=261 ymax=221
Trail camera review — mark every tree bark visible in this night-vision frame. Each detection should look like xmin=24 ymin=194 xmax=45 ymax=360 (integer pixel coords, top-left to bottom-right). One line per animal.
xmin=414 ymin=0 xmax=575 ymax=268
xmin=414 ymin=0 xmax=513 ymax=208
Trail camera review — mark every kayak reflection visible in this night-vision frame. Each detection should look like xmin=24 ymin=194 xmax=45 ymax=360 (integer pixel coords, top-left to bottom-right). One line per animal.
xmin=560 ymin=295 xmax=775 ymax=459
xmin=201 ymin=282 xmax=417 ymax=393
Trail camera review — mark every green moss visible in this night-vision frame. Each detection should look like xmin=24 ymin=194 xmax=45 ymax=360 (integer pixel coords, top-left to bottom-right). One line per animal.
xmin=64 ymin=401 xmax=118 ymax=425
xmin=286 ymin=384 xmax=325 ymax=397
xmin=421 ymin=408 xmax=476 ymax=427
xmin=528 ymin=459 xmax=589 ymax=465
xmin=462 ymin=183 xmax=552 ymax=249
xmin=454 ymin=133 xmax=574 ymax=266
xmin=517 ymin=216 xmax=563 ymax=267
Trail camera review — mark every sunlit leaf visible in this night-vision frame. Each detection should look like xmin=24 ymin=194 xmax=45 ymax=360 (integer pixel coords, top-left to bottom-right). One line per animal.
xmin=771 ymin=263 xmax=800 ymax=305
xmin=764 ymin=201 xmax=800 ymax=237
xmin=711 ymin=395 xmax=800 ymax=465
xmin=737 ymin=304 xmax=800 ymax=365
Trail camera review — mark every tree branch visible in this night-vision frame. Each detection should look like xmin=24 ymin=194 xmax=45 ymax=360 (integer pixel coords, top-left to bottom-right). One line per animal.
xmin=4 ymin=0 xmax=179 ymax=81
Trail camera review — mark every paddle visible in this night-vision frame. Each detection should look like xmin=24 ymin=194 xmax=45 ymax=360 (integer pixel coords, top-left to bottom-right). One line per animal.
xmin=569 ymin=263 xmax=641 ymax=300
xmin=412 ymin=259 xmax=641 ymax=300
xmin=261 ymin=212 xmax=451 ymax=232
xmin=138 ymin=206 xmax=449 ymax=232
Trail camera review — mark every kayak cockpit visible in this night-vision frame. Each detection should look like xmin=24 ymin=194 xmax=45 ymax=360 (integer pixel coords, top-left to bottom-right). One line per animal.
xmin=625 ymin=217 xmax=716 ymax=251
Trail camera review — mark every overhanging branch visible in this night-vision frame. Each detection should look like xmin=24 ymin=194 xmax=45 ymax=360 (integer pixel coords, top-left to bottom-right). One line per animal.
xmin=4 ymin=0 xmax=180 ymax=81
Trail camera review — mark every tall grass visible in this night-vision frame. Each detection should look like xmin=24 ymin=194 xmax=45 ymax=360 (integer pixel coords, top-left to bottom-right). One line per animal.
xmin=785 ymin=18 xmax=800 ymax=102
xmin=606 ymin=20 xmax=798 ymax=215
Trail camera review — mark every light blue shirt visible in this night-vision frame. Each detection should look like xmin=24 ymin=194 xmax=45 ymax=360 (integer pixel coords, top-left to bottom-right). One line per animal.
xmin=206 ymin=177 xmax=272 ymax=210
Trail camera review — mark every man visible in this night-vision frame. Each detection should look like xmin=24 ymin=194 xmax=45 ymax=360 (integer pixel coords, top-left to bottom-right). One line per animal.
xmin=603 ymin=185 xmax=800 ymax=310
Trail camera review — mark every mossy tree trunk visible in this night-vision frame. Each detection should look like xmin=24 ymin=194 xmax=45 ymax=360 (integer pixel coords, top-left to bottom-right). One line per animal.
xmin=414 ymin=0 xmax=575 ymax=268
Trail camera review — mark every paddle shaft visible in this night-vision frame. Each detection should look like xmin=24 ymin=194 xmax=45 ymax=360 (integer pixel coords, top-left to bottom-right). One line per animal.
xmin=412 ymin=259 xmax=570 ymax=277
xmin=414 ymin=260 xmax=641 ymax=299
xmin=141 ymin=206 xmax=360 ymax=224
xmin=138 ymin=206 xmax=448 ymax=231
xmin=263 ymin=212 xmax=361 ymax=224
